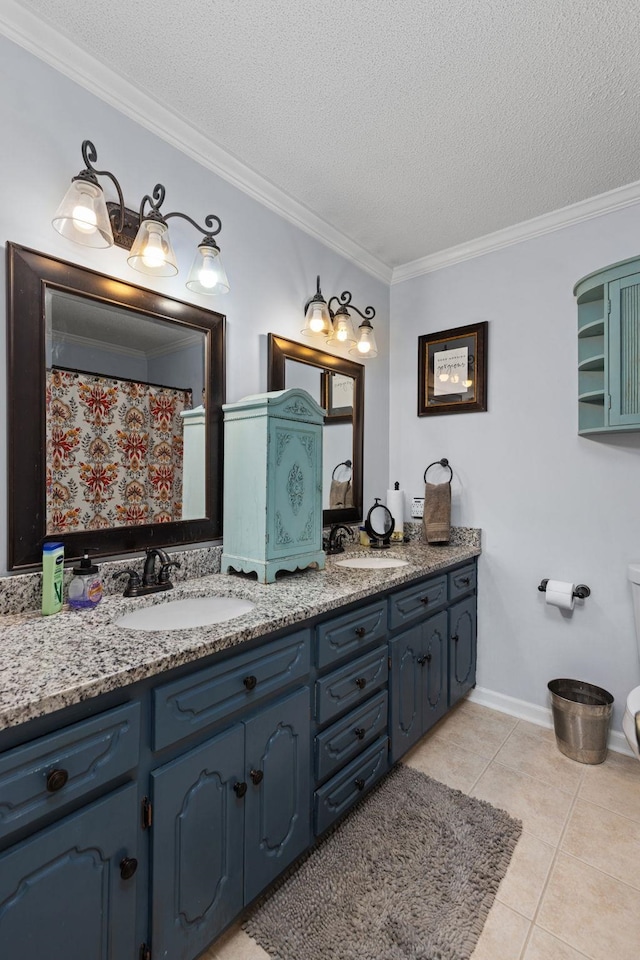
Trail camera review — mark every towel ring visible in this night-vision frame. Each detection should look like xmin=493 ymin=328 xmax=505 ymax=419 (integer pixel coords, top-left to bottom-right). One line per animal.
xmin=332 ymin=459 xmax=352 ymax=480
xmin=424 ymin=458 xmax=453 ymax=484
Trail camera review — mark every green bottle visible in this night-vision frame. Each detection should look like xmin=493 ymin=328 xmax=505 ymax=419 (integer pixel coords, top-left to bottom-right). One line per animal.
xmin=42 ymin=542 xmax=65 ymax=615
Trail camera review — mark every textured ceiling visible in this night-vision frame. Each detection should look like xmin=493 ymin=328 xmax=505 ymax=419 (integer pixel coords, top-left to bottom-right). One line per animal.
xmin=9 ymin=0 xmax=640 ymax=268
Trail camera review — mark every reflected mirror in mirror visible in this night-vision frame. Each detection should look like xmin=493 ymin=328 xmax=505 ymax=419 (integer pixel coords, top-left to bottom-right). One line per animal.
xmin=268 ymin=334 xmax=364 ymax=527
xmin=7 ymin=243 xmax=225 ymax=569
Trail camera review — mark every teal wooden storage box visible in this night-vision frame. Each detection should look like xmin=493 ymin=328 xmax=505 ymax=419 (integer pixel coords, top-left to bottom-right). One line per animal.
xmin=221 ymin=388 xmax=326 ymax=582
xmin=574 ymin=256 xmax=640 ymax=435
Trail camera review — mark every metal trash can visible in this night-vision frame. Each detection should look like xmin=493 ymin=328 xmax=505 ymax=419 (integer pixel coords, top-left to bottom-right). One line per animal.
xmin=548 ymin=679 xmax=614 ymax=764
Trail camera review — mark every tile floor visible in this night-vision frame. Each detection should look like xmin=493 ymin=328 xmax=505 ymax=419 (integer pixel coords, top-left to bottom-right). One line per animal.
xmin=199 ymin=701 xmax=640 ymax=960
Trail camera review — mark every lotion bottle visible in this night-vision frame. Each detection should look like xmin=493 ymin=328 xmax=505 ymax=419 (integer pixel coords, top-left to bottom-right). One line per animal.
xmin=42 ymin=542 xmax=64 ymax=615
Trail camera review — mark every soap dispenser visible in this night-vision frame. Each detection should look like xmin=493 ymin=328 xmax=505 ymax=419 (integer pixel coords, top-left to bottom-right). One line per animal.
xmin=68 ymin=553 xmax=103 ymax=610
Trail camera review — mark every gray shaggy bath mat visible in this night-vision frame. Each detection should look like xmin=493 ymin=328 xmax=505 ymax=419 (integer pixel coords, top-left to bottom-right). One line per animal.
xmin=243 ymin=764 xmax=522 ymax=960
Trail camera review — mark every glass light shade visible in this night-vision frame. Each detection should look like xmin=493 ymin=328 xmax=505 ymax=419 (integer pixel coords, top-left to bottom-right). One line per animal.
xmin=326 ymin=309 xmax=356 ymax=346
xmin=349 ymin=319 xmax=378 ymax=358
xmin=127 ymin=218 xmax=178 ymax=277
xmin=52 ymin=178 xmax=114 ymax=248
xmin=301 ymin=298 xmax=332 ymax=338
xmin=186 ymin=242 xmax=230 ymax=295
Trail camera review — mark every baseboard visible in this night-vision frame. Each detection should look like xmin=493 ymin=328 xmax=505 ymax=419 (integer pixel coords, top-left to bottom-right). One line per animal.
xmin=467 ymin=685 xmax=635 ymax=758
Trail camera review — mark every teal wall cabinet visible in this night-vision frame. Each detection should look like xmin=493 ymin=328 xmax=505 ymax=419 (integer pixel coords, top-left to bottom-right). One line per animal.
xmin=575 ymin=257 xmax=640 ymax=435
xmin=222 ymin=389 xmax=326 ymax=582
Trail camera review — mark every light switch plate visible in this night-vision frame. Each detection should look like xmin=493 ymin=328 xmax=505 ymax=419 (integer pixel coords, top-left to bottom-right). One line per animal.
xmin=411 ymin=497 xmax=424 ymax=519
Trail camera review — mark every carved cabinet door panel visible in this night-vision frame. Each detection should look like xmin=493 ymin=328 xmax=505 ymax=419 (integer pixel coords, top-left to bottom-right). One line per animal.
xmin=267 ymin=419 xmax=323 ymax=559
xmin=243 ymin=687 xmax=311 ymax=903
xmin=150 ymin=724 xmax=245 ymax=960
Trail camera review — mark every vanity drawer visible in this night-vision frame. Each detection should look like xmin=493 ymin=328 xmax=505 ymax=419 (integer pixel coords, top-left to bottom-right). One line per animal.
xmin=315 ymin=645 xmax=388 ymax=726
xmin=448 ymin=563 xmax=477 ymax=601
xmin=388 ymin=575 xmax=447 ymax=630
xmin=0 ymin=702 xmax=140 ymax=842
xmin=314 ymin=735 xmax=389 ymax=835
xmin=316 ymin=600 xmax=387 ymax=670
xmin=153 ymin=629 xmax=310 ymax=750
xmin=314 ymin=690 xmax=388 ymax=783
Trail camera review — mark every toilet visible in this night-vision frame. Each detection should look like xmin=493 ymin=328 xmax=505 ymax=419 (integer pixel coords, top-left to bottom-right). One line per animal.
xmin=624 ymin=564 xmax=640 ymax=759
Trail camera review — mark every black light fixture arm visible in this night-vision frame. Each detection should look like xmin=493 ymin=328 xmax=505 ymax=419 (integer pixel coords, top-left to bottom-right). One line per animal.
xmin=164 ymin=210 xmax=223 ymax=240
xmin=76 ymin=139 xmax=127 ymax=234
xmin=328 ymin=290 xmax=376 ymax=321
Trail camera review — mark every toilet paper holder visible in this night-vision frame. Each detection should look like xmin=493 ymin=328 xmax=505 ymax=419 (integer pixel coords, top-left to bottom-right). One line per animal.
xmin=538 ymin=579 xmax=591 ymax=599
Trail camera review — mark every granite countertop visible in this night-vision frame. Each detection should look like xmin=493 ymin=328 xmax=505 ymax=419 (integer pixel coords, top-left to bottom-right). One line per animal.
xmin=0 ymin=539 xmax=480 ymax=732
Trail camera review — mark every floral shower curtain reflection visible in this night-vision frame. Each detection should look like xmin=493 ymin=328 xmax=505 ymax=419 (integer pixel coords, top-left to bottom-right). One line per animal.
xmin=45 ymin=367 xmax=192 ymax=533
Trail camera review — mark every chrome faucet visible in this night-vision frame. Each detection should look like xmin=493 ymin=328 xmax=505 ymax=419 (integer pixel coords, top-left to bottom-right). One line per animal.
xmin=114 ymin=548 xmax=181 ymax=597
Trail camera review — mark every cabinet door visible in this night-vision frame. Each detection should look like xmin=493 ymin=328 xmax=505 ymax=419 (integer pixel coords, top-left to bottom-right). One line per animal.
xmin=449 ymin=595 xmax=477 ymax=706
xmin=422 ymin=610 xmax=448 ymax=732
xmin=389 ymin=627 xmax=423 ymax=762
xmin=243 ymin=687 xmax=310 ymax=903
xmin=267 ymin=420 xmax=322 ymax=557
xmin=609 ymin=273 xmax=640 ymax=426
xmin=150 ymin=725 xmax=245 ymax=960
xmin=0 ymin=784 xmax=138 ymax=960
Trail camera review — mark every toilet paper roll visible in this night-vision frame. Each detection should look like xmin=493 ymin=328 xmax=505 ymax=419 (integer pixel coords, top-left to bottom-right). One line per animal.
xmin=545 ymin=580 xmax=575 ymax=611
xmin=386 ymin=488 xmax=405 ymax=536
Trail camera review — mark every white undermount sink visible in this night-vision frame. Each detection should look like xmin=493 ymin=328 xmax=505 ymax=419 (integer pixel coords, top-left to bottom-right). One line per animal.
xmin=335 ymin=556 xmax=410 ymax=570
xmin=115 ymin=596 xmax=255 ymax=631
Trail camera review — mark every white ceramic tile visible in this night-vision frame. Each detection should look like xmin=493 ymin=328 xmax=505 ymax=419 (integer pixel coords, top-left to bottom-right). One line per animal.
xmin=561 ymin=798 xmax=640 ymax=890
xmin=469 ymin=900 xmax=531 ymax=960
xmin=495 ymin=831 xmax=556 ymax=919
xmin=494 ymin=720 xmax=585 ymax=795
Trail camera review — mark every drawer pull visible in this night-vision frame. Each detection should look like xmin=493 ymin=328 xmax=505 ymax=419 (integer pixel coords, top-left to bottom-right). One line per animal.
xmin=233 ymin=781 xmax=248 ymax=798
xmin=46 ymin=768 xmax=69 ymax=793
xmin=119 ymin=857 xmax=138 ymax=880
xmin=354 ymin=677 xmax=367 ymax=690
xmin=355 ymin=777 xmax=366 ymax=791
xmin=451 ymin=634 xmax=459 ymax=643
xmin=420 ymin=596 xmax=430 ymax=605
xmin=243 ymin=675 xmax=258 ymax=691
xmin=354 ymin=626 xmax=366 ymax=638
xmin=459 ymin=576 xmax=471 ymax=586
xmin=354 ymin=727 xmax=366 ymax=740
xmin=250 ymin=769 xmax=264 ymax=785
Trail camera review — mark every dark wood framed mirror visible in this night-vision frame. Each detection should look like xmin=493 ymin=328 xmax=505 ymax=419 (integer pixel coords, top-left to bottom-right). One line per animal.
xmin=267 ymin=334 xmax=364 ymax=527
xmin=7 ymin=243 xmax=225 ymax=569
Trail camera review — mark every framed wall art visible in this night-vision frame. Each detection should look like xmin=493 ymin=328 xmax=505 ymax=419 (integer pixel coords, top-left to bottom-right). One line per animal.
xmin=418 ymin=321 xmax=487 ymax=416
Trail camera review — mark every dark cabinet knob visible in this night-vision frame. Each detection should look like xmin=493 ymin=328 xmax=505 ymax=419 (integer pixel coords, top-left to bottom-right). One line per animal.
xmin=420 ymin=596 xmax=430 ymax=605
xmin=233 ymin=781 xmax=248 ymax=798
xmin=354 ymin=677 xmax=367 ymax=690
xmin=120 ymin=857 xmax=138 ymax=880
xmin=451 ymin=634 xmax=459 ymax=643
xmin=46 ymin=768 xmax=69 ymax=793
xmin=354 ymin=727 xmax=366 ymax=740
xmin=355 ymin=778 xmax=365 ymax=791
xmin=459 ymin=576 xmax=470 ymax=586
xmin=250 ymin=769 xmax=263 ymax=785
xmin=354 ymin=626 xmax=366 ymax=638
xmin=243 ymin=675 xmax=257 ymax=690
xmin=417 ymin=655 xmax=426 ymax=666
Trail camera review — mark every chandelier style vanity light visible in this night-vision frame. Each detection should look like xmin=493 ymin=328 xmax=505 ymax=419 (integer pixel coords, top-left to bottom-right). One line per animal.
xmin=52 ymin=140 xmax=229 ymax=295
xmin=301 ymin=276 xmax=378 ymax=358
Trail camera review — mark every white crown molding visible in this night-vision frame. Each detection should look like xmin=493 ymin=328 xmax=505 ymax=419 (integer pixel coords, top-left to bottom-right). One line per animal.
xmin=392 ymin=180 xmax=640 ymax=283
xmin=0 ymin=1 xmax=392 ymax=286
xmin=468 ymin=685 xmax=634 ymax=758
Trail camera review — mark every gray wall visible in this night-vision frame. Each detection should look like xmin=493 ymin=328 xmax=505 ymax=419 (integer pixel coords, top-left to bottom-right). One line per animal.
xmin=390 ymin=204 xmax=640 ymax=726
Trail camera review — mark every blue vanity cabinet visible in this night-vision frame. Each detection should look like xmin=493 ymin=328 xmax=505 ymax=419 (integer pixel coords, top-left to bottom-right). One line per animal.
xmin=389 ymin=560 xmax=477 ymax=762
xmin=150 ymin=687 xmax=310 ymax=957
xmin=0 ymin=783 xmax=139 ymax=960
xmin=221 ymin=388 xmax=326 ymax=582
xmin=574 ymin=257 xmax=640 ymax=435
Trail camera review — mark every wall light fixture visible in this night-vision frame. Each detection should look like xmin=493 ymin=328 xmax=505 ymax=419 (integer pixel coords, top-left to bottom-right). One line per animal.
xmin=52 ymin=140 xmax=229 ymax=295
xmin=301 ymin=276 xmax=378 ymax=358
